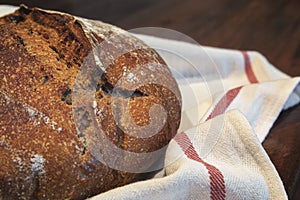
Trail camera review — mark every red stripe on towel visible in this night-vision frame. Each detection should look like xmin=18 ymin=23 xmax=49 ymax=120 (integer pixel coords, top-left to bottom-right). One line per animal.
xmin=242 ymin=51 xmax=258 ymax=83
xmin=174 ymin=132 xmax=226 ymax=200
xmin=205 ymin=51 xmax=256 ymax=121
xmin=206 ymin=86 xmax=243 ymax=121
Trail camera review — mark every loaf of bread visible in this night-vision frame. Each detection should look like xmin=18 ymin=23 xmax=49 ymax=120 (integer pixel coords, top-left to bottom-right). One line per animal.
xmin=0 ymin=5 xmax=181 ymax=199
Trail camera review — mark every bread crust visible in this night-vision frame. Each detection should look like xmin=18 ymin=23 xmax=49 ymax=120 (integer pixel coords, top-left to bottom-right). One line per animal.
xmin=0 ymin=5 xmax=181 ymax=199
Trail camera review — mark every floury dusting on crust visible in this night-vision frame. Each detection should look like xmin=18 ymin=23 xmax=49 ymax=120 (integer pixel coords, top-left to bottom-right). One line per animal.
xmin=25 ymin=106 xmax=62 ymax=133
xmin=30 ymin=154 xmax=45 ymax=175
xmin=0 ymin=89 xmax=63 ymax=133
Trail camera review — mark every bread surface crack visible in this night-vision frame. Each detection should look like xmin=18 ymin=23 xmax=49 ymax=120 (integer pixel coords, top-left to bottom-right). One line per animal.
xmin=61 ymin=86 xmax=72 ymax=105
xmin=98 ymin=80 xmax=148 ymax=99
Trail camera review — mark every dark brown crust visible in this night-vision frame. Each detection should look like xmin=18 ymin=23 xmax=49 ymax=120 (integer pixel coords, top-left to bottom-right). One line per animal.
xmin=0 ymin=5 xmax=181 ymax=199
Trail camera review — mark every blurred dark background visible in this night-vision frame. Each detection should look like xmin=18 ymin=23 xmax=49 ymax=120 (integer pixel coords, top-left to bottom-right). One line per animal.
xmin=0 ymin=0 xmax=299 ymax=199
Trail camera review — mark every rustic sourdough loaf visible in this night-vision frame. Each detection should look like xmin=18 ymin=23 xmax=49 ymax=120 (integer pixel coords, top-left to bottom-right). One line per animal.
xmin=0 ymin=5 xmax=181 ymax=200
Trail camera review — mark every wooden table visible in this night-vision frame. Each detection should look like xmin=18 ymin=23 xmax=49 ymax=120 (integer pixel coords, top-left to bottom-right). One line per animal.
xmin=1 ymin=0 xmax=299 ymax=199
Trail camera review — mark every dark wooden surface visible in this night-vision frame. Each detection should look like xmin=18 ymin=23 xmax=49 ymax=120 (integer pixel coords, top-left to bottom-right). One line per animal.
xmin=0 ymin=0 xmax=299 ymax=199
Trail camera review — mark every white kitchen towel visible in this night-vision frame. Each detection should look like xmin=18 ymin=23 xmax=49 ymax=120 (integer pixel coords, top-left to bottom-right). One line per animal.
xmin=134 ymin=34 xmax=300 ymax=142
xmin=94 ymin=111 xmax=288 ymax=200
xmin=1 ymin=5 xmax=299 ymax=200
